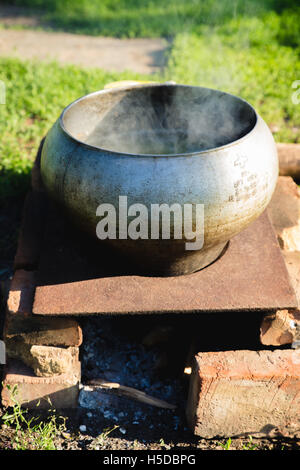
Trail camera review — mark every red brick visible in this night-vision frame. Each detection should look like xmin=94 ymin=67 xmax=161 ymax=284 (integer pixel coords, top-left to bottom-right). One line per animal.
xmin=5 ymin=316 xmax=82 ymax=347
xmin=260 ymin=176 xmax=300 ymax=346
xmin=187 ymin=349 xmax=300 ymax=438
xmin=283 ymin=251 xmax=300 ymax=307
xmin=6 ymin=342 xmax=80 ymax=377
xmin=14 ymin=191 xmax=48 ymax=270
xmin=7 ymin=270 xmax=35 ymax=316
xmin=1 ymin=359 xmax=80 ymax=409
xmin=277 ymin=143 xmax=300 ymax=180
xmin=260 ymin=309 xmax=300 ymax=346
xmin=268 ymin=176 xmax=300 ymax=252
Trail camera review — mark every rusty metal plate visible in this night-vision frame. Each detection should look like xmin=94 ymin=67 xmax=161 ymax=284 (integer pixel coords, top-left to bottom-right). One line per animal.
xmin=32 ymin=203 xmax=297 ymax=316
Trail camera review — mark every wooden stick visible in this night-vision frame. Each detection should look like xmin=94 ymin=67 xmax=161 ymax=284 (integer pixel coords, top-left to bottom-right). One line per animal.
xmin=88 ymin=378 xmax=176 ymax=410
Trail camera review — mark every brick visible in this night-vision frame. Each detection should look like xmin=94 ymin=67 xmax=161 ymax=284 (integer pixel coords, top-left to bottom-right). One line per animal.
xmin=7 ymin=270 xmax=35 ymax=316
xmin=282 ymin=251 xmax=300 ymax=347
xmin=283 ymin=251 xmax=300 ymax=307
xmin=6 ymin=340 xmax=79 ymax=377
xmin=0 ymin=278 xmax=10 ymax=305
xmin=186 ymin=350 xmax=300 ymax=438
xmin=14 ymin=191 xmax=48 ymax=270
xmin=5 ymin=316 xmax=82 ymax=347
xmin=268 ymin=176 xmax=300 ymax=252
xmin=260 ymin=177 xmax=300 ymax=346
xmin=33 ymin=211 xmax=297 ymax=315
xmin=1 ymin=359 xmax=80 ymax=409
xmin=260 ymin=309 xmax=300 ymax=346
xmin=277 ymin=143 xmax=300 ymax=180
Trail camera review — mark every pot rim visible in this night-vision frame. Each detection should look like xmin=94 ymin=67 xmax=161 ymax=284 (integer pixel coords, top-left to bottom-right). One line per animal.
xmin=59 ymin=83 xmax=259 ymax=158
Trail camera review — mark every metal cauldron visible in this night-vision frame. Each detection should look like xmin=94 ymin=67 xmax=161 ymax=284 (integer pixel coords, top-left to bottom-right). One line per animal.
xmin=40 ymin=84 xmax=278 ymax=276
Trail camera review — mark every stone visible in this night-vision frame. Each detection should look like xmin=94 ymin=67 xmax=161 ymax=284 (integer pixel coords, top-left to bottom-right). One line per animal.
xmin=187 ymin=349 xmax=300 ymax=438
xmin=268 ymin=176 xmax=300 ymax=252
xmin=6 ymin=339 xmax=79 ymax=377
xmin=7 ymin=269 xmax=35 ymax=316
xmin=1 ymin=359 xmax=80 ymax=408
xmin=5 ymin=316 xmax=82 ymax=347
xmin=29 ymin=345 xmax=79 ymax=377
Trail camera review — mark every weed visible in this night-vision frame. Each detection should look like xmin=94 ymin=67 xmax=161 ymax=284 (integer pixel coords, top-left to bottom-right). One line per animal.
xmin=159 ymin=438 xmax=171 ymax=450
xmin=242 ymin=435 xmax=258 ymax=450
xmin=91 ymin=425 xmax=119 ymax=449
xmin=1 ymin=384 xmax=67 ymax=450
xmin=218 ymin=438 xmax=232 ymax=450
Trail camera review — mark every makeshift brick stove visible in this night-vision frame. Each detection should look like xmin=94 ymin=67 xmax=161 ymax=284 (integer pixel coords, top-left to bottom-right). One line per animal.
xmin=1 ymin=142 xmax=300 ymax=438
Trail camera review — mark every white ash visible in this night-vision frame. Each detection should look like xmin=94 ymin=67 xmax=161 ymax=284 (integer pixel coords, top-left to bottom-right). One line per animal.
xmin=79 ymin=317 xmax=186 ymax=430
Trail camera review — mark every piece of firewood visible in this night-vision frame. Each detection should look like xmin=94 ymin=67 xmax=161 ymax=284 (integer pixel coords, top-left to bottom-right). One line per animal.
xmin=88 ymin=378 xmax=176 ymax=410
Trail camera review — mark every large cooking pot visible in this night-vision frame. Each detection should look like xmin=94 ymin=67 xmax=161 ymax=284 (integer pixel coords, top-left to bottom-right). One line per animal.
xmin=41 ymin=83 xmax=278 ymax=276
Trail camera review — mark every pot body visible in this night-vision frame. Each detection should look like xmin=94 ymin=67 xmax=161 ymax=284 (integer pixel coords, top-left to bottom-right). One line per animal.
xmin=41 ymin=86 xmax=278 ymax=276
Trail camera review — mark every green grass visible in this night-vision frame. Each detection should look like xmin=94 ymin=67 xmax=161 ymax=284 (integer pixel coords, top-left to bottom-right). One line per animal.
xmin=3 ymin=0 xmax=300 ymax=40
xmin=0 ymin=1 xmax=299 ymax=205
xmin=0 ymin=58 xmax=146 ymax=202
xmin=166 ymin=14 xmax=300 ymax=143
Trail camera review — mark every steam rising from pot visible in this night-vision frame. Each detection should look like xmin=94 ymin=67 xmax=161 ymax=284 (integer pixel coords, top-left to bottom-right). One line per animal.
xmin=64 ymin=85 xmax=257 ymax=156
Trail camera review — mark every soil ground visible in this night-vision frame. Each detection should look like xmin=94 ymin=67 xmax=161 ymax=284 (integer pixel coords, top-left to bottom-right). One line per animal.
xmin=1 ymin=405 xmax=299 ymax=451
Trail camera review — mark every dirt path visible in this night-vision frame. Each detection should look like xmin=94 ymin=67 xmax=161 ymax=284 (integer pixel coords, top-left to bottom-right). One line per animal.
xmin=0 ymin=28 xmax=167 ymax=74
